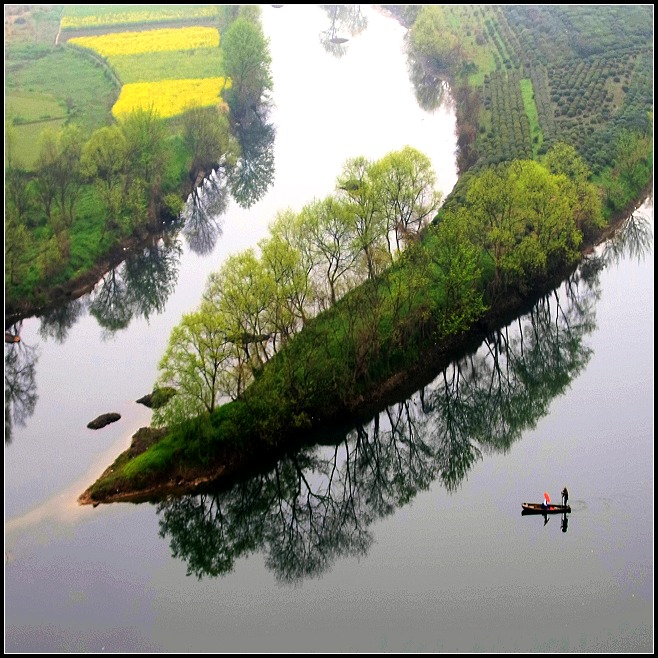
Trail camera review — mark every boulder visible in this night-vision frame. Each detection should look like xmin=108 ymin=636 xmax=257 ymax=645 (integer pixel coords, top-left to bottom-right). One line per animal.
xmin=136 ymin=387 xmax=176 ymax=409
xmin=87 ymin=412 xmax=121 ymax=430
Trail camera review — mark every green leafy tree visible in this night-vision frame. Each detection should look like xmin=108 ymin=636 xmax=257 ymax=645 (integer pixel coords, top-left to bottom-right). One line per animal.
xmin=267 ymin=209 xmax=316 ymax=325
xmin=5 ymin=205 xmax=29 ymax=286
xmin=204 ymin=250 xmax=276 ymax=395
xmin=464 ymin=160 xmax=583 ymax=292
xmin=34 ymin=129 xmax=60 ymax=224
xmin=430 ymin=210 xmax=486 ymax=335
xmin=336 ymin=156 xmax=389 ymax=279
xmin=54 ymin=125 xmax=84 ymax=227
xmin=259 ymin=231 xmax=309 ymax=347
xmin=5 ymin=165 xmax=32 ymax=224
xmin=119 ymin=108 xmax=169 ymax=227
xmin=153 ymin=304 xmax=234 ymax=427
xmin=371 ymin=146 xmax=442 ymax=252
xmin=298 ymin=197 xmax=360 ymax=307
xmin=222 ymin=17 xmax=273 ymax=125
xmin=181 ymin=105 xmax=237 ymax=187
xmin=543 ymin=142 xmax=604 ymax=241
xmin=613 ymin=129 xmax=653 ymax=191
xmin=410 ymin=5 xmax=461 ymax=72
xmin=81 ymin=125 xmax=128 ymax=230
xmin=34 ymin=126 xmax=83 ymax=230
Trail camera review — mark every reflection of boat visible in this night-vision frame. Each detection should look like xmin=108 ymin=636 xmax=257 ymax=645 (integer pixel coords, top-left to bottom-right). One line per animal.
xmin=522 ymin=503 xmax=571 ymax=514
xmin=5 ymin=332 xmax=20 ymax=344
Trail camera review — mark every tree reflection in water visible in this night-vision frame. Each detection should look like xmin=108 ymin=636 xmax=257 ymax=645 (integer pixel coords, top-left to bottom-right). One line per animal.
xmin=227 ymin=111 xmax=276 ymax=210
xmin=157 ymin=218 xmax=652 ymax=581
xmin=405 ymin=52 xmax=450 ymax=113
xmin=182 ymin=174 xmax=228 ymax=256
xmin=600 ymin=207 xmax=653 ymax=267
xmin=89 ymin=234 xmax=182 ymax=336
xmin=182 ymin=98 xmax=276 ymax=255
xmin=38 ymin=298 xmax=87 ymax=343
xmin=4 ymin=326 xmax=39 ymax=445
xmin=319 ymin=5 xmax=367 ymax=58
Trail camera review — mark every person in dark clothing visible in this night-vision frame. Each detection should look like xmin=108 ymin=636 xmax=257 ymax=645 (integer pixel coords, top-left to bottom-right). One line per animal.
xmin=561 ymin=487 xmax=569 ymax=507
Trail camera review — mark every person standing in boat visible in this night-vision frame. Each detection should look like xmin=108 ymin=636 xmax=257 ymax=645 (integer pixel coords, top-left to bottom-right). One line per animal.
xmin=561 ymin=487 xmax=569 ymax=507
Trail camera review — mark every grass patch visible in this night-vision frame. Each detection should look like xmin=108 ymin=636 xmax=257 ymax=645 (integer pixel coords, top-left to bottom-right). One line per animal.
xmin=122 ymin=437 xmax=178 ymax=479
xmin=109 ymin=48 xmax=224 ymax=83
xmin=468 ymin=50 xmax=497 ymax=87
xmin=6 ymin=91 xmax=66 ymax=122
xmin=5 ymin=46 xmax=118 ymax=144
xmin=520 ymin=78 xmax=543 ymax=157
xmin=8 ymin=118 xmax=67 ymax=169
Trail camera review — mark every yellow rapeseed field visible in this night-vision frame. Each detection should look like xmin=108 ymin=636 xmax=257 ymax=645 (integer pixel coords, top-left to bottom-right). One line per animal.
xmin=112 ymin=78 xmax=232 ymax=119
xmin=69 ymin=26 xmax=219 ymax=57
xmin=61 ymin=7 xmax=218 ymax=30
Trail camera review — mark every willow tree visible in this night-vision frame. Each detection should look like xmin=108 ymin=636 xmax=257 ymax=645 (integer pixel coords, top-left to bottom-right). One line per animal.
xmin=371 ymin=145 xmax=442 ymax=252
xmin=298 ymin=197 xmax=361 ymax=308
xmin=153 ymin=303 xmax=234 ymax=428
xmin=463 ymin=159 xmax=584 ymax=293
xmin=336 ymin=156 xmax=390 ymax=280
xmin=259 ymin=229 xmax=310 ymax=347
xmin=204 ymin=249 xmax=277 ymax=395
xmin=81 ymin=125 xmax=128 ymax=230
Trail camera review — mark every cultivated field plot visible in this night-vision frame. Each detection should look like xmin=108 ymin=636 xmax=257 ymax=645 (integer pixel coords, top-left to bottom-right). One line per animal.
xmin=442 ymin=4 xmax=653 ymax=174
xmin=61 ymin=6 xmax=228 ymax=119
xmin=60 ymin=4 xmax=219 ymax=32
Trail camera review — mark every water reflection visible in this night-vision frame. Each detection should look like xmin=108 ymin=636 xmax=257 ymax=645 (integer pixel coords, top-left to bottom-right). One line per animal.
xmin=4 ymin=329 xmax=39 ymax=445
xmin=405 ymin=52 xmax=450 ymax=112
xmin=319 ymin=5 xmax=367 ymax=57
xmin=600 ymin=207 xmax=654 ymax=266
xmin=89 ymin=234 xmax=182 ymax=336
xmin=227 ymin=109 xmax=276 ymax=209
xmin=182 ymin=99 xmax=276 ymax=252
xmin=157 ymin=239 xmax=631 ymax=581
xmin=38 ymin=299 xmax=87 ymax=343
xmin=182 ymin=175 xmax=228 ymax=256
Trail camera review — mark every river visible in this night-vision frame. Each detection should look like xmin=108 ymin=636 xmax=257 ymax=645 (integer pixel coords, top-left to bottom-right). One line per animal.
xmin=4 ymin=5 xmax=653 ymax=652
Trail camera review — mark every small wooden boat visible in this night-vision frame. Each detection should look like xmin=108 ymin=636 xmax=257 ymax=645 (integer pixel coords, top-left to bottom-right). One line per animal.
xmin=5 ymin=332 xmax=20 ymax=344
xmin=522 ymin=502 xmax=571 ymax=515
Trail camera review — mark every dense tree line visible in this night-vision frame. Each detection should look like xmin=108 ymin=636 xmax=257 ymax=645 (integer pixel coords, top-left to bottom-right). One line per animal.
xmin=151 ymin=143 xmax=601 ymax=441
xmin=5 ymin=6 xmax=273 ymax=319
xmin=153 ymin=146 xmax=442 ymax=426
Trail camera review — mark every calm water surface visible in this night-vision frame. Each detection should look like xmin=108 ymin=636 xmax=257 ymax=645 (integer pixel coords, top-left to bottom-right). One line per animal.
xmin=5 ymin=5 xmax=653 ymax=653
